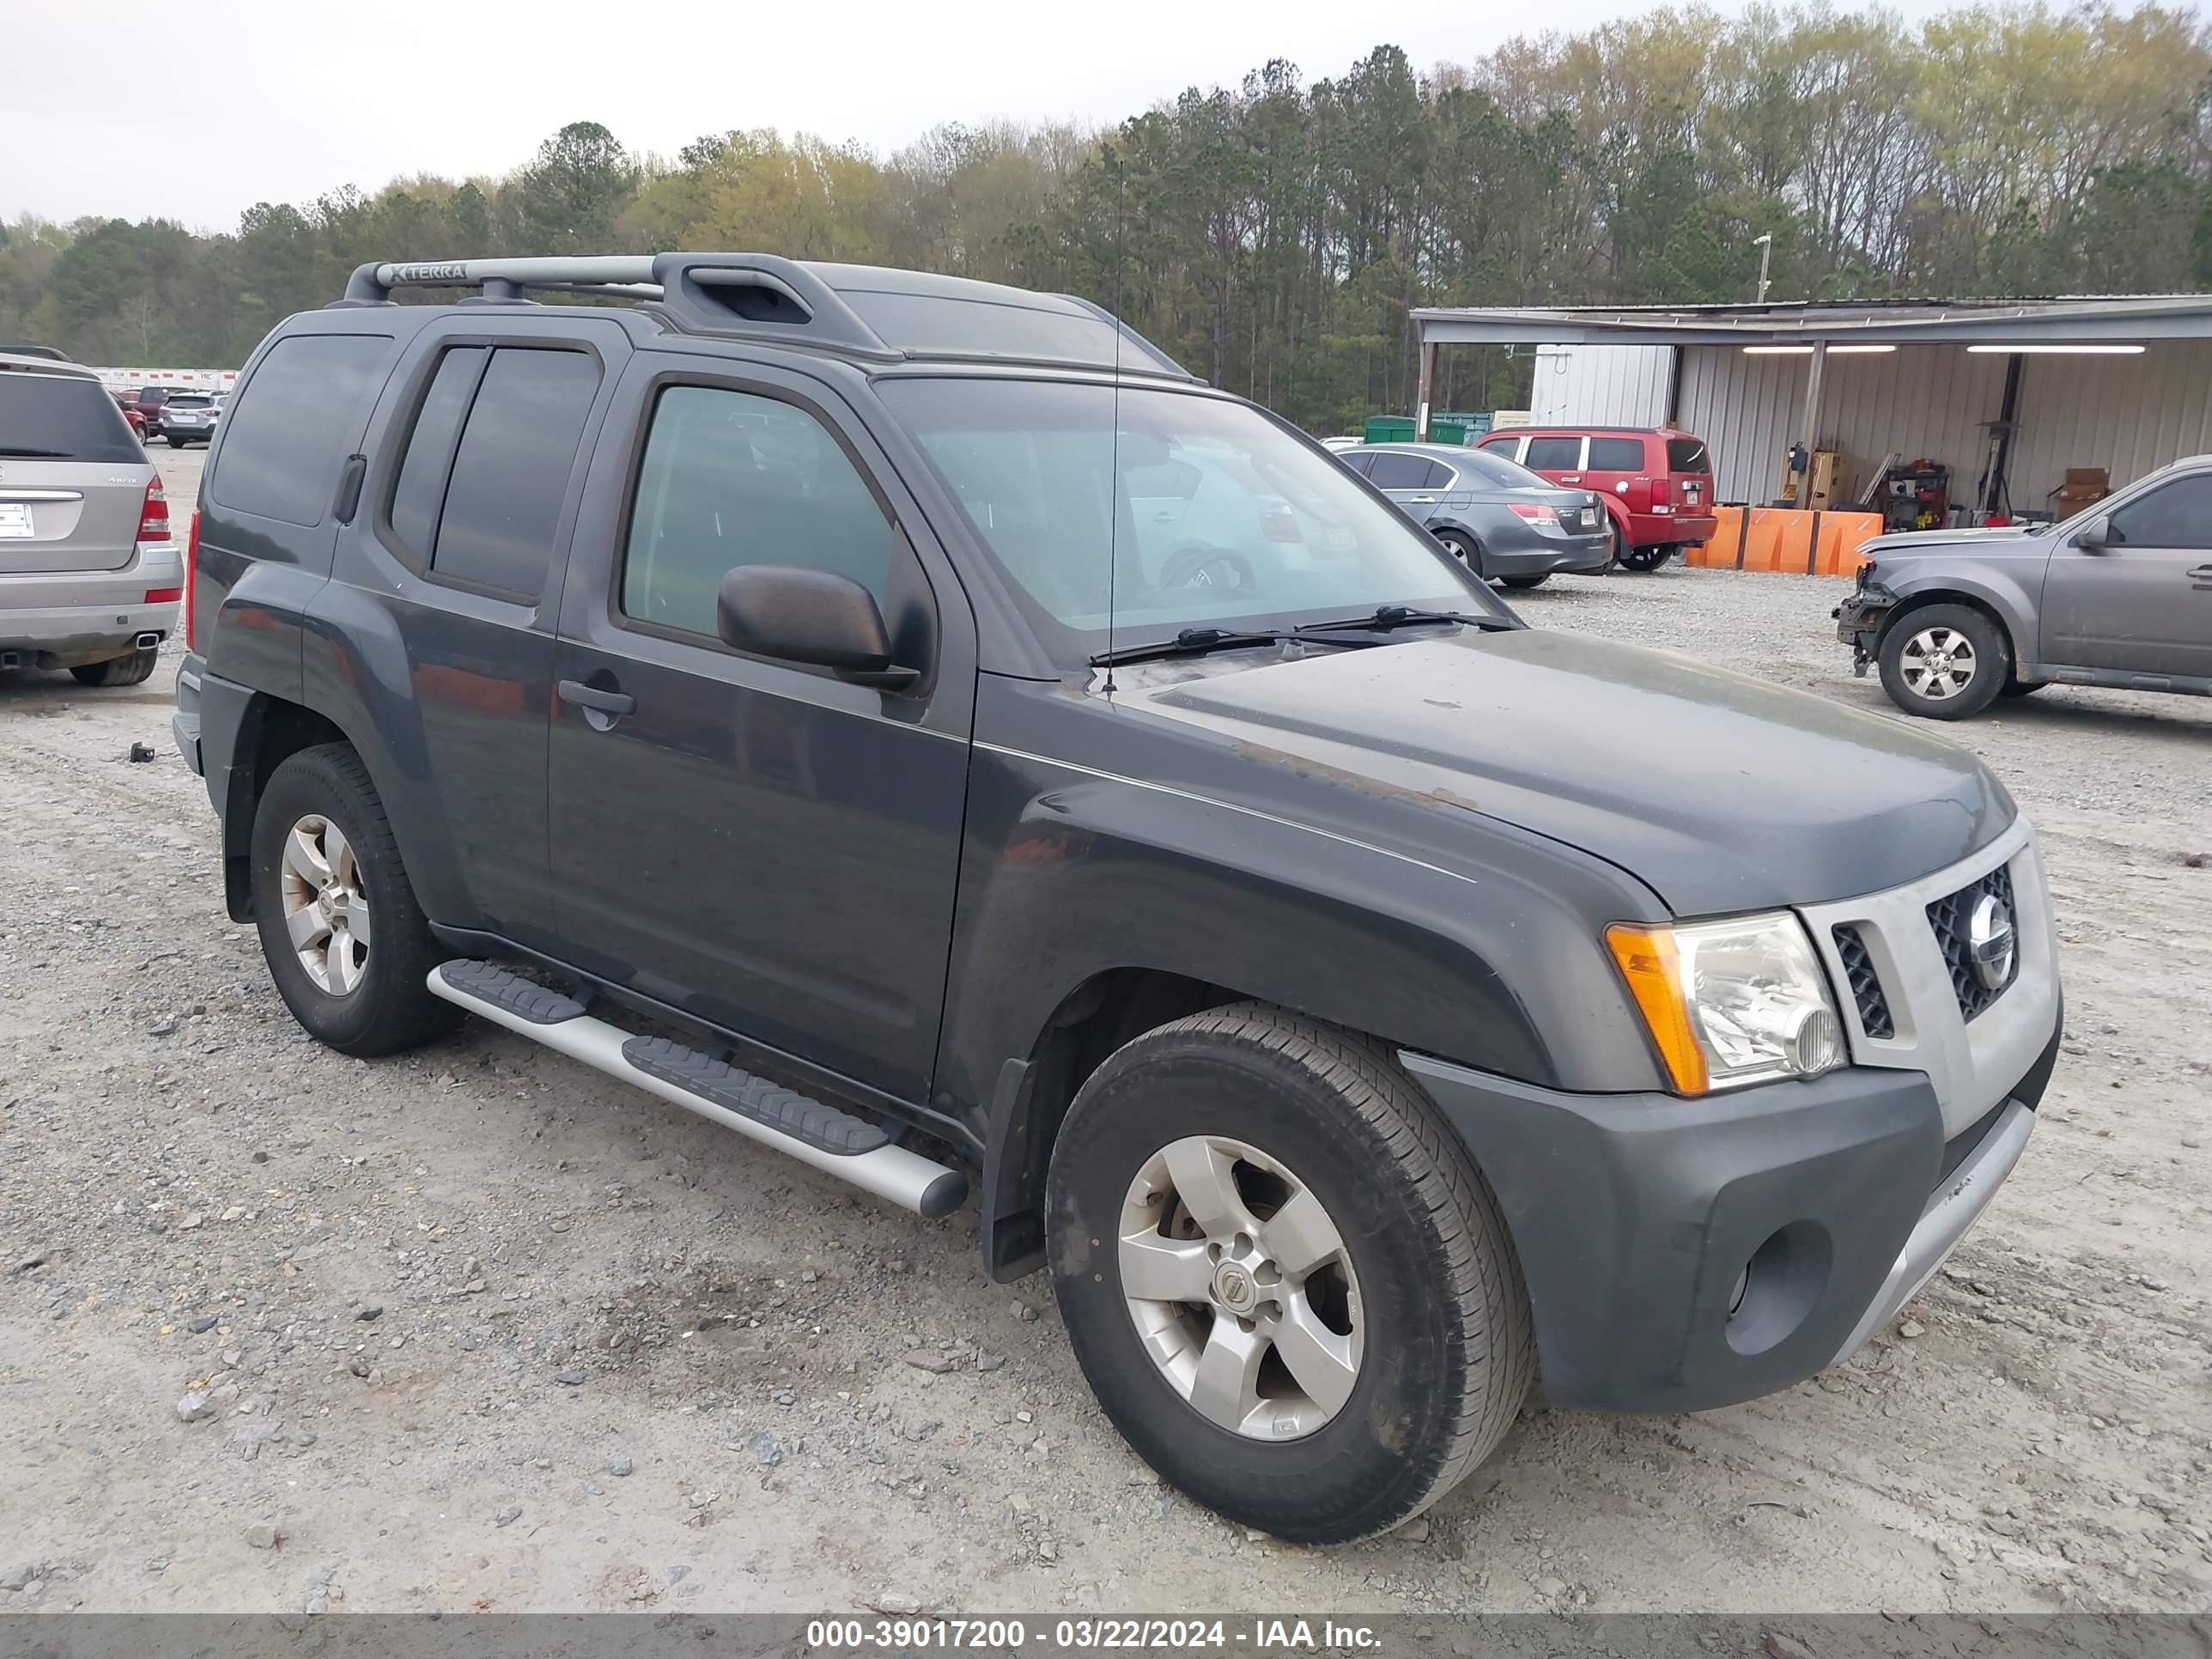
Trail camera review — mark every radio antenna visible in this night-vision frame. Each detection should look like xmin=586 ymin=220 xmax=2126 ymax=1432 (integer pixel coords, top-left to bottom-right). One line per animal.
xmin=1103 ymin=159 xmax=1126 ymax=697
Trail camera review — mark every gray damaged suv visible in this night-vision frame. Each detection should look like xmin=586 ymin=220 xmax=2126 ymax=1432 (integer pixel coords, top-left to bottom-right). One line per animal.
xmin=1 ymin=352 xmax=181 ymax=686
xmin=1345 ymin=441 xmax=1613 ymax=588
xmin=173 ymin=252 xmax=2063 ymax=1543
xmin=1838 ymin=454 xmax=2212 ymax=719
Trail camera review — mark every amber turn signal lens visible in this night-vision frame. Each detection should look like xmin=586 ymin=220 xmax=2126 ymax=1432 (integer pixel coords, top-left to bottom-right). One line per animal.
xmin=1605 ymin=924 xmax=1710 ymax=1095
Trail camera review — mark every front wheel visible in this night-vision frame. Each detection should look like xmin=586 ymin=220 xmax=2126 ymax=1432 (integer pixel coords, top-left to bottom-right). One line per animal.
xmin=1877 ymin=603 xmax=2010 ymax=720
xmin=1047 ymin=1003 xmax=1534 ymax=1544
xmin=250 ymin=744 xmax=460 ymax=1056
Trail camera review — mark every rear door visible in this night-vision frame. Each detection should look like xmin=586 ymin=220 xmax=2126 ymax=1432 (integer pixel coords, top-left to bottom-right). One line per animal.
xmin=320 ymin=319 xmax=629 ymax=950
xmin=1520 ymin=434 xmax=1586 ymax=489
xmin=0 ymin=368 xmax=150 ymax=574
xmin=2041 ymin=471 xmax=2212 ymax=677
xmin=1365 ymin=451 xmax=1449 ymax=518
xmin=1584 ymin=434 xmax=1650 ymax=524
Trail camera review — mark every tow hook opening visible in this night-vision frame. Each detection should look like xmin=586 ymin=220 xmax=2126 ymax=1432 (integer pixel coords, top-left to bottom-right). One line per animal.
xmin=1724 ymin=1222 xmax=1832 ymax=1357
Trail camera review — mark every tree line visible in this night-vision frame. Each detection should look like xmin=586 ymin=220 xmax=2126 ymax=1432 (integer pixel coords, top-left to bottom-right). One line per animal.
xmin=6 ymin=2 xmax=2208 ymax=434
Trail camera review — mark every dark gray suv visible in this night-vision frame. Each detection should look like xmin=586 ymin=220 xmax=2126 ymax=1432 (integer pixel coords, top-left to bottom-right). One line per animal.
xmin=173 ymin=252 xmax=2063 ymax=1545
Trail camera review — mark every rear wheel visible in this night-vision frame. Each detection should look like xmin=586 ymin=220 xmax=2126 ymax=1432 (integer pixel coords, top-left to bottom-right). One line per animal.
xmin=1047 ymin=1002 xmax=1534 ymax=1544
xmin=166 ymin=434 xmax=186 ymax=447
xmin=1432 ymin=528 xmax=1485 ymax=580
xmin=1498 ymin=573 xmax=1549 ymax=590
xmin=1617 ymin=538 xmax=1668 ymax=571
xmin=70 ymin=650 xmax=156 ymax=688
xmin=250 ymin=744 xmax=459 ymax=1056
xmin=1877 ymin=603 xmax=2009 ymax=720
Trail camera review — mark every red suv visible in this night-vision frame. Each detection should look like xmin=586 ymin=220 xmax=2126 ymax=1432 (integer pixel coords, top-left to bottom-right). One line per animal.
xmin=1476 ymin=426 xmax=1717 ymax=571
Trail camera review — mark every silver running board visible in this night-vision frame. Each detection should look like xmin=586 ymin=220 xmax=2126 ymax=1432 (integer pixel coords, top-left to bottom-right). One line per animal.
xmin=427 ymin=961 xmax=967 ymax=1218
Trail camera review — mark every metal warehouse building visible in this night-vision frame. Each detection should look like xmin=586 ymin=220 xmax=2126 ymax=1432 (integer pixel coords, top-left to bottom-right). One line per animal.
xmin=1410 ymin=295 xmax=2212 ymax=522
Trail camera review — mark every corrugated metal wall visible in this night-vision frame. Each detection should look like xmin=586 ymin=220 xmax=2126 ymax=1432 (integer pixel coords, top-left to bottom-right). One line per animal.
xmin=1531 ymin=344 xmax=1672 ymax=426
xmin=2004 ymin=343 xmax=2212 ymax=514
xmin=1535 ymin=341 xmax=2212 ymax=513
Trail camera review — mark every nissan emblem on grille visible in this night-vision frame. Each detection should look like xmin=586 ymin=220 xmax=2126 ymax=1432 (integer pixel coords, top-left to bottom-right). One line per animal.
xmin=1966 ymin=891 xmax=2016 ymax=992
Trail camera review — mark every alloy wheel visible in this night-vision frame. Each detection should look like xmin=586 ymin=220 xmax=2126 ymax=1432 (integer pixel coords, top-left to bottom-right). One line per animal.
xmin=1900 ymin=625 xmax=1978 ymax=700
xmin=1117 ymin=1134 xmax=1364 ymax=1441
xmin=278 ymin=813 xmax=371 ymax=995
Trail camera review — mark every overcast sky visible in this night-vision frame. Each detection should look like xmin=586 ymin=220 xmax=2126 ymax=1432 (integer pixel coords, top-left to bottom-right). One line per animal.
xmin=7 ymin=0 xmax=1940 ymax=233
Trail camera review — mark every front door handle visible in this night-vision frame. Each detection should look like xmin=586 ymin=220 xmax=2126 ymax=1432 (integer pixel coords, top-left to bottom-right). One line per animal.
xmin=558 ymin=679 xmax=635 ymax=717
xmin=2188 ymin=563 xmax=2212 ymax=584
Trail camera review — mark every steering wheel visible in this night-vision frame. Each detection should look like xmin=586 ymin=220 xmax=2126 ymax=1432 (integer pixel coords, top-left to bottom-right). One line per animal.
xmin=1158 ymin=544 xmax=1260 ymax=594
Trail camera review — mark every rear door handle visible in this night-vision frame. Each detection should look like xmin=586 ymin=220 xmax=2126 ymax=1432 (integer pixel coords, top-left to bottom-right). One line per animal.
xmin=558 ymin=679 xmax=635 ymax=717
xmin=2188 ymin=563 xmax=2212 ymax=582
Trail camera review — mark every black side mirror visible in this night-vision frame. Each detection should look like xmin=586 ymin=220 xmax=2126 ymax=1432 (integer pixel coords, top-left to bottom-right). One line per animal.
xmin=716 ymin=566 xmax=919 ymax=691
xmin=2075 ymin=514 xmax=2112 ymax=552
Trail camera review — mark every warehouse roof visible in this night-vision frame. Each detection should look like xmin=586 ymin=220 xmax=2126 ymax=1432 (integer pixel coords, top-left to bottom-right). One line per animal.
xmin=1412 ymin=293 xmax=2212 ymax=347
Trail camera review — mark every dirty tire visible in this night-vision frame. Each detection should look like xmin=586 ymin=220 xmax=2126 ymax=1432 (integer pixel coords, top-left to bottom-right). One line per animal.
xmin=250 ymin=743 xmax=459 ymax=1057
xmin=1046 ymin=1002 xmax=1534 ymax=1544
xmin=70 ymin=651 xmax=156 ymax=687
xmin=1498 ymin=573 xmax=1550 ymax=590
xmin=1877 ymin=601 xmax=2009 ymax=720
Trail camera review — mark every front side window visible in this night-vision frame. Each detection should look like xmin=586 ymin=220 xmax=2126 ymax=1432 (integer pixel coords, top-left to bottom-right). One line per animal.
xmin=874 ymin=378 xmax=1501 ymax=665
xmin=2109 ymin=476 xmax=2212 ymax=550
xmin=621 ymin=384 xmax=892 ymax=637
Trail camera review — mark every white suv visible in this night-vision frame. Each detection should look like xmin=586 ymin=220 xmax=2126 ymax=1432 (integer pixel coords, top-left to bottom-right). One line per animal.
xmin=0 ymin=352 xmax=182 ymax=686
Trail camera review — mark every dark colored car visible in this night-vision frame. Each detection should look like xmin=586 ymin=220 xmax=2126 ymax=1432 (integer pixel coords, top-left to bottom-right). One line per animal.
xmin=1343 ymin=441 xmax=1613 ymax=588
xmin=173 ymin=252 xmax=2062 ymax=1547
xmin=1836 ymin=453 xmax=2212 ymax=718
xmin=1478 ymin=425 xmax=1718 ymax=570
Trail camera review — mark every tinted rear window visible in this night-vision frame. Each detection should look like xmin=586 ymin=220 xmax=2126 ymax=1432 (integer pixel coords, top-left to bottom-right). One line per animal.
xmin=1667 ymin=437 xmax=1711 ymax=473
xmin=0 ymin=372 xmax=143 ymax=463
xmin=1588 ymin=436 xmax=1646 ymax=471
xmin=1456 ymin=448 xmax=1553 ymax=489
xmin=428 ymin=348 xmax=599 ymax=599
xmin=167 ymin=393 xmax=214 ymax=409
xmin=1366 ymin=451 xmax=1436 ymax=490
xmin=210 ymin=334 xmax=395 ymax=526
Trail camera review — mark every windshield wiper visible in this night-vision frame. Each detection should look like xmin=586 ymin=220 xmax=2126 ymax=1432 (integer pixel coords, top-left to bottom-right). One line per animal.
xmin=0 ymin=447 xmax=70 ymax=459
xmin=1090 ymin=627 xmax=1310 ymax=668
xmin=1296 ymin=605 xmax=1515 ymax=636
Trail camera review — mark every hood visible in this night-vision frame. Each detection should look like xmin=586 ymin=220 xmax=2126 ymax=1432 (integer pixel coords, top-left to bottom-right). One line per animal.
xmin=1133 ymin=629 xmax=2016 ymax=915
xmin=1863 ymin=525 xmax=2051 ymax=560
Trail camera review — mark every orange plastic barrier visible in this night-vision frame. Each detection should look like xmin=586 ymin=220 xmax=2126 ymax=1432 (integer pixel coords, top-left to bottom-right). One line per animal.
xmin=1680 ymin=506 xmax=1882 ymax=577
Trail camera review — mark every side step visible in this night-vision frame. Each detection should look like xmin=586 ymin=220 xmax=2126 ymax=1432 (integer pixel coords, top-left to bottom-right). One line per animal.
xmin=427 ymin=961 xmax=967 ymax=1218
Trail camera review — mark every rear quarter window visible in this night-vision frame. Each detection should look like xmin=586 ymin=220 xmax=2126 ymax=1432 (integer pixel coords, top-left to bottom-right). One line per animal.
xmin=1588 ymin=437 xmax=1646 ymax=471
xmin=1667 ymin=437 xmax=1711 ymax=473
xmin=210 ymin=334 xmax=395 ymax=527
xmin=0 ymin=372 xmax=143 ymax=464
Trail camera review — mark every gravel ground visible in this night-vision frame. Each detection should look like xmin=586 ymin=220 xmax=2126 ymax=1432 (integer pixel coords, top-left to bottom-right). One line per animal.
xmin=3 ymin=448 xmax=2209 ymax=1616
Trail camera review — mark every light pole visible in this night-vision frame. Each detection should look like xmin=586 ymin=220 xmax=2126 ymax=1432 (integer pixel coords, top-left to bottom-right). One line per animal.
xmin=1753 ymin=234 xmax=1773 ymax=305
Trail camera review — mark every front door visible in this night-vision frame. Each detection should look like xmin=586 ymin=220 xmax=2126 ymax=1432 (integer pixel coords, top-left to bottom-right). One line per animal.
xmin=2042 ymin=471 xmax=2212 ymax=677
xmin=545 ymin=359 xmax=973 ymax=1106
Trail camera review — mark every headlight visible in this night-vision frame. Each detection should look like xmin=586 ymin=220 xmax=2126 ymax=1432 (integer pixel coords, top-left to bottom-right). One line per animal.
xmin=1606 ymin=913 xmax=1844 ymax=1095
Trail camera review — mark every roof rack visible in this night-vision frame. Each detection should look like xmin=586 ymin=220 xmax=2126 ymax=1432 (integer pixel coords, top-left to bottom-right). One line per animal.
xmin=333 ymin=252 xmax=1197 ymax=380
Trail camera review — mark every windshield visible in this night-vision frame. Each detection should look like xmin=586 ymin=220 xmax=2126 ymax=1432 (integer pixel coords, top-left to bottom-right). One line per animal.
xmin=877 ymin=378 xmax=1503 ymax=664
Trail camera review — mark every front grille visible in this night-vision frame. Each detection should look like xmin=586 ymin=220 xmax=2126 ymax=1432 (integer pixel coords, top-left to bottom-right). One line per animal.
xmin=1926 ymin=862 xmax=2018 ymax=1022
xmin=1832 ymin=925 xmax=1893 ymax=1038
